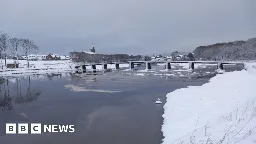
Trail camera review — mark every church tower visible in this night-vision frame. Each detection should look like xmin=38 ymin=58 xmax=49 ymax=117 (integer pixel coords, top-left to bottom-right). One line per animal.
xmin=90 ymin=42 xmax=96 ymax=53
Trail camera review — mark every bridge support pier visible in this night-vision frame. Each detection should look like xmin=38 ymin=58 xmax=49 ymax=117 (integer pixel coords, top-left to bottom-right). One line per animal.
xmin=82 ymin=65 xmax=87 ymax=73
xmin=102 ymin=64 xmax=107 ymax=70
xmin=217 ymin=63 xmax=224 ymax=70
xmin=75 ymin=66 xmax=80 ymax=73
xmin=166 ymin=62 xmax=171 ymax=70
xmin=189 ymin=62 xmax=195 ymax=70
xmin=115 ymin=63 xmax=120 ymax=70
xmin=92 ymin=65 xmax=96 ymax=73
xmin=146 ymin=62 xmax=152 ymax=70
xmin=129 ymin=62 xmax=134 ymax=70
xmin=241 ymin=63 xmax=245 ymax=70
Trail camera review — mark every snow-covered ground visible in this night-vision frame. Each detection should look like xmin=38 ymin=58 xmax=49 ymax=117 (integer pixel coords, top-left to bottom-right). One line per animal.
xmin=0 ymin=59 xmax=76 ymax=76
xmin=0 ymin=59 xmax=130 ymax=76
xmin=0 ymin=59 xmax=74 ymax=69
xmin=162 ymin=62 xmax=256 ymax=144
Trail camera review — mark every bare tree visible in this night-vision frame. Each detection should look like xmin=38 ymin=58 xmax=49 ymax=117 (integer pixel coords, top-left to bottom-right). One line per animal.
xmin=0 ymin=32 xmax=9 ymax=68
xmin=20 ymin=39 xmax=39 ymax=68
xmin=9 ymin=38 xmax=21 ymax=68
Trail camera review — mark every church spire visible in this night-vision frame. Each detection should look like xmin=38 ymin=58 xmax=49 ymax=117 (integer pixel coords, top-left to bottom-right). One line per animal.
xmin=90 ymin=42 xmax=96 ymax=53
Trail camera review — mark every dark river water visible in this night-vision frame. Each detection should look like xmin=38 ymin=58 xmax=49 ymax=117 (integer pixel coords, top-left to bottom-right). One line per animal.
xmin=0 ymin=64 xmax=242 ymax=144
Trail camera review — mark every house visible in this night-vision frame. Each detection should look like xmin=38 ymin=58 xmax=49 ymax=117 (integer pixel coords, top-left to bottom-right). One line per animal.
xmin=46 ymin=53 xmax=61 ymax=60
xmin=151 ymin=55 xmax=165 ymax=61
xmin=166 ymin=56 xmax=172 ymax=60
xmin=37 ymin=55 xmax=47 ymax=60
xmin=19 ymin=54 xmax=70 ymax=61
xmin=21 ymin=54 xmax=38 ymax=60
xmin=21 ymin=54 xmax=48 ymax=60
xmin=176 ymin=55 xmax=183 ymax=61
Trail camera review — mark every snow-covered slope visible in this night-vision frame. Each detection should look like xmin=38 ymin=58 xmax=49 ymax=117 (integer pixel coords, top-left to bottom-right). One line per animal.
xmin=162 ymin=62 xmax=256 ymax=144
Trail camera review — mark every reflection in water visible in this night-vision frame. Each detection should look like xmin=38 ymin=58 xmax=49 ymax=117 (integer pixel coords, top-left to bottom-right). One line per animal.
xmin=0 ymin=76 xmax=42 ymax=111
xmin=0 ymin=78 xmax=13 ymax=111
xmin=15 ymin=76 xmax=41 ymax=104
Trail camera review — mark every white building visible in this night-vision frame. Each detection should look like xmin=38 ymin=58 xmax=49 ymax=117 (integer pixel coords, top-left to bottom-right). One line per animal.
xmin=166 ymin=56 xmax=172 ymax=60
xmin=151 ymin=55 xmax=165 ymax=61
xmin=22 ymin=54 xmax=48 ymax=60
xmin=37 ymin=55 xmax=47 ymax=60
xmin=22 ymin=54 xmax=38 ymax=60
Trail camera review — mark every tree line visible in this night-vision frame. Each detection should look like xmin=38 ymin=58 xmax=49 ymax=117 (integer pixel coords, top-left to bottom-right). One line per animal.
xmin=0 ymin=31 xmax=39 ymax=68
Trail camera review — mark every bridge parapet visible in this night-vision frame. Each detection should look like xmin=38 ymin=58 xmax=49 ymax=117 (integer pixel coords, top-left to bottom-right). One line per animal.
xmin=76 ymin=61 xmax=245 ymax=74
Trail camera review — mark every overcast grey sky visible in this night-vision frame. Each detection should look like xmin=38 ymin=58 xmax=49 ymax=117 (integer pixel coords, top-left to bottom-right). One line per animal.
xmin=1 ymin=0 xmax=256 ymax=55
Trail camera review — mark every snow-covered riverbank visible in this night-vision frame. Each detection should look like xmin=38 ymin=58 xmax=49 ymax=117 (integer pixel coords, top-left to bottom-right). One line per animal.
xmin=162 ymin=62 xmax=256 ymax=144
xmin=0 ymin=59 xmax=74 ymax=69
xmin=0 ymin=59 xmax=75 ymax=76
xmin=0 ymin=59 xmax=130 ymax=76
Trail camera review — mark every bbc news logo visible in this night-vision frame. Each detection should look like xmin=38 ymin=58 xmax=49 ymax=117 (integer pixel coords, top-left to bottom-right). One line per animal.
xmin=6 ymin=123 xmax=75 ymax=134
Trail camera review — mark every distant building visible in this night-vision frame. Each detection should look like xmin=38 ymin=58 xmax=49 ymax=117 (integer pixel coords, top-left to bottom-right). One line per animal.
xmin=151 ymin=55 xmax=165 ymax=61
xmin=166 ymin=56 xmax=172 ymax=60
xmin=90 ymin=45 xmax=95 ymax=53
xmin=46 ymin=53 xmax=61 ymax=60
xmin=20 ymin=54 xmax=70 ymax=61
xmin=37 ymin=55 xmax=47 ymax=60
xmin=83 ymin=43 xmax=96 ymax=54
xmin=21 ymin=54 xmax=38 ymax=60
xmin=176 ymin=55 xmax=183 ymax=61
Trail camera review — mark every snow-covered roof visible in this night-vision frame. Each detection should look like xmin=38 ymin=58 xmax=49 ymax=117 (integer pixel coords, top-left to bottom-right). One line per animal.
xmin=49 ymin=54 xmax=59 ymax=57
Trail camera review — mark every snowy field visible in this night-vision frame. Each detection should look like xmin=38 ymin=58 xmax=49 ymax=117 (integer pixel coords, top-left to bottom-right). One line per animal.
xmin=162 ymin=62 xmax=256 ymax=144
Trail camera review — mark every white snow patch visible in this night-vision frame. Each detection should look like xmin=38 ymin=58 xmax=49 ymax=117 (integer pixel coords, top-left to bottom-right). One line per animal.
xmin=135 ymin=73 xmax=145 ymax=76
xmin=157 ymin=63 xmax=167 ymax=66
xmin=154 ymin=73 xmax=162 ymax=76
xmin=162 ymin=63 xmax=256 ymax=144
xmin=172 ymin=63 xmax=189 ymax=69
xmin=165 ymin=73 xmax=175 ymax=76
xmin=195 ymin=64 xmax=217 ymax=69
xmin=155 ymin=98 xmax=163 ymax=104
xmin=138 ymin=69 xmax=155 ymax=73
xmin=173 ymin=69 xmax=190 ymax=72
xmin=160 ymin=69 xmax=171 ymax=72
xmin=216 ymin=69 xmax=225 ymax=74
xmin=119 ymin=64 xmax=129 ymax=68
xmin=64 ymin=84 xmax=121 ymax=93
